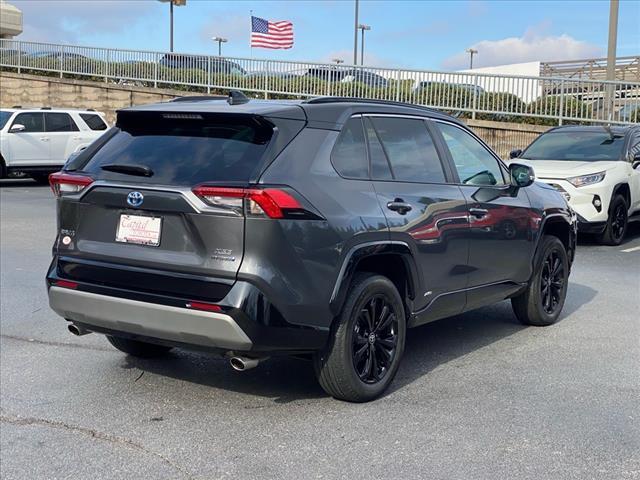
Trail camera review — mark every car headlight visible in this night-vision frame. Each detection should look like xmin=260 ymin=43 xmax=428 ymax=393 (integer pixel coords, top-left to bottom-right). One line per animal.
xmin=567 ymin=171 xmax=606 ymax=187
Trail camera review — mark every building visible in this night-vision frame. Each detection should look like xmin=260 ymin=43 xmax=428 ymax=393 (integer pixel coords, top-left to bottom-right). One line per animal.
xmin=0 ymin=1 xmax=22 ymax=39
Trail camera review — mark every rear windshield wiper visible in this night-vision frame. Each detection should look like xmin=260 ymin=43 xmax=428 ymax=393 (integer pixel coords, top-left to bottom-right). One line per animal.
xmin=100 ymin=164 xmax=154 ymax=177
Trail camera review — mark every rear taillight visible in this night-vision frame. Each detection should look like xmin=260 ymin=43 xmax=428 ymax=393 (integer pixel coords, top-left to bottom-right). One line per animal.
xmin=192 ymin=186 xmax=303 ymax=219
xmin=49 ymin=172 xmax=94 ymax=197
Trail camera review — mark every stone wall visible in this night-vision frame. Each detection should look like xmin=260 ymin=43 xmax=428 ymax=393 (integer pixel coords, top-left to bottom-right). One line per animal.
xmin=0 ymin=71 xmax=550 ymax=157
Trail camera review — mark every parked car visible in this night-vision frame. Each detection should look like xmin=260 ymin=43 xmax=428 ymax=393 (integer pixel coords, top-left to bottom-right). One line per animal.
xmin=0 ymin=107 xmax=109 ymax=182
xmin=304 ymin=67 xmax=388 ymax=88
xmin=46 ymin=95 xmax=576 ymax=402
xmin=510 ymin=125 xmax=640 ymax=245
xmin=159 ymin=54 xmax=246 ymax=75
xmin=413 ymin=81 xmax=485 ymax=96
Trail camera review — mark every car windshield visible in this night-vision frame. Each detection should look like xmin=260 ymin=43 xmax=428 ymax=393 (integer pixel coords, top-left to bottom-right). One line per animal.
xmin=522 ymin=130 xmax=625 ymax=161
xmin=0 ymin=110 xmax=12 ymax=129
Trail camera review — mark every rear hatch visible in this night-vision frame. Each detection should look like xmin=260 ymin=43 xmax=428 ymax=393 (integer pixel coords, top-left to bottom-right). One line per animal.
xmin=52 ymin=109 xmax=303 ymax=302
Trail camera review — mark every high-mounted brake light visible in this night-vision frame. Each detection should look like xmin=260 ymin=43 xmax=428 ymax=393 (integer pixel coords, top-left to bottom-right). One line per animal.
xmin=192 ymin=186 xmax=303 ymax=219
xmin=49 ymin=172 xmax=94 ymax=197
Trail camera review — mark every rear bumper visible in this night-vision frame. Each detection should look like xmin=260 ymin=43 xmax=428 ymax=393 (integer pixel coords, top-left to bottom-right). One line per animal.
xmin=49 ymin=286 xmax=253 ymax=351
xmin=46 ymin=258 xmax=329 ymax=354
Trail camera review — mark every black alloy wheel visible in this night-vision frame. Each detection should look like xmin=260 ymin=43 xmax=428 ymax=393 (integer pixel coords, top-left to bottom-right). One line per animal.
xmin=352 ymin=295 xmax=398 ymax=384
xmin=540 ymin=249 xmax=565 ymax=315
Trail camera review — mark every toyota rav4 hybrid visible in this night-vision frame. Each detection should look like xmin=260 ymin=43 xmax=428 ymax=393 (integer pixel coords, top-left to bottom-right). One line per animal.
xmin=0 ymin=107 xmax=108 ymax=182
xmin=510 ymin=125 xmax=640 ymax=245
xmin=46 ymin=95 xmax=576 ymax=402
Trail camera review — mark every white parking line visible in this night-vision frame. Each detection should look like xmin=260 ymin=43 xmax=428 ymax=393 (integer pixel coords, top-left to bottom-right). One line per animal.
xmin=621 ymin=246 xmax=640 ymax=253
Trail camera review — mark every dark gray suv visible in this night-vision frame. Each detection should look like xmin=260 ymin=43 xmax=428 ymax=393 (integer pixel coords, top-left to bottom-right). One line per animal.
xmin=46 ymin=95 xmax=576 ymax=402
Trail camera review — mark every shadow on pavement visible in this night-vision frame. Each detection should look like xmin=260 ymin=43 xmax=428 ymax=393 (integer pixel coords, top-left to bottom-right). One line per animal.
xmin=123 ymin=282 xmax=596 ymax=403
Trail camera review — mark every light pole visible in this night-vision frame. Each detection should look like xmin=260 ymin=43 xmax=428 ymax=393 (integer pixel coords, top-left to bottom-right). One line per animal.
xmin=466 ymin=48 xmax=478 ymax=69
xmin=158 ymin=0 xmax=186 ymax=52
xmin=212 ymin=36 xmax=228 ymax=56
xmin=353 ymin=0 xmax=359 ymax=65
xmin=358 ymin=24 xmax=371 ymax=66
xmin=605 ymin=0 xmax=619 ymax=120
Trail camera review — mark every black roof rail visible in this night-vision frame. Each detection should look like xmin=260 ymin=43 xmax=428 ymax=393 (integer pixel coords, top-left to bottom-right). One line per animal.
xmin=169 ymin=95 xmax=227 ymax=103
xmin=303 ymin=96 xmax=441 ymax=114
xmin=41 ymin=107 xmax=52 ymax=110
xmin=87 ymin=108 xmax=95 ymax=111
xmin=11 ymin=105 xmax=21 ymax=109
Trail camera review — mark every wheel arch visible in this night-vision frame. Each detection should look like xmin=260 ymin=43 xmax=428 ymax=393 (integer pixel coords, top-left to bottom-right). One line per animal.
xmin=611 ymin=182 xmax=631 ymax=212
xmin=0 ymin=153 xmax=6 ymax=179
xmin=536 ymin=214 xmax=576 ymax=270
xmin=329 ymin=241 xmax=419 ymax=318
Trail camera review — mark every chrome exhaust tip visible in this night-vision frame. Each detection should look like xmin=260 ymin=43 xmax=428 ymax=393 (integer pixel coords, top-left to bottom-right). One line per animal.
xmin=229 ymin=356 xmax=263 ymax=371
xmin=67 ymin=323 xmax=91 ymax=336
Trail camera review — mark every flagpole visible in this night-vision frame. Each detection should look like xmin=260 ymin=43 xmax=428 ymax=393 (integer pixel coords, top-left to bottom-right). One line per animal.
xmin=250 ymin=10 xmax=253 ymax=59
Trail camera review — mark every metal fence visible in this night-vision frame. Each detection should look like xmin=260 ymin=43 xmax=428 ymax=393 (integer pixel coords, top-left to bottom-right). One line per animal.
xmin=1 ymin=39 xmax=639 ymax=125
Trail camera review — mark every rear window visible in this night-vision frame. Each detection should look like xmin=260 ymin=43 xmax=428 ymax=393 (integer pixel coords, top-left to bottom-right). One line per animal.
xmin=73 ymin=112 xmax=274 ymax=186
xmin=80 ymin=113 xmax=108 ymax=131
xmin=522 ymin=130 xmax=626 ymax=161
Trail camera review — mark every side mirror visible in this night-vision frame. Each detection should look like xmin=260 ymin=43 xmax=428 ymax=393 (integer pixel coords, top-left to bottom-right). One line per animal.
xmin=9 ymin=124 xmax=25 ymax=133
xmin=509 ymin=149 xmax=523 ymax=159
xmin=509 ymin=163 xmax=535 ymax=188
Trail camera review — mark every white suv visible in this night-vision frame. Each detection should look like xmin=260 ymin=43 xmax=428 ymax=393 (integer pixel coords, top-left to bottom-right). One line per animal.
xmin=510 ymin=125 xmax=640 ymax=245
xmin=0 ymin=107 xmax=109 ymax=183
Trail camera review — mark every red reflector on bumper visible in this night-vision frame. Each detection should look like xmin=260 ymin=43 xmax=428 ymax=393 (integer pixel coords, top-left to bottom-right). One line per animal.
xmin=54 ymin=280 xmax=79 ymax=289
xmin=186 ymin=301 xmax=223 ymax=313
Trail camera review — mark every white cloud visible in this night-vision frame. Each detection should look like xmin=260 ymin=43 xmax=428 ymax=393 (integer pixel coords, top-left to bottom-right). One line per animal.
xmin=442 ymin=26 xmax=603 ymax=70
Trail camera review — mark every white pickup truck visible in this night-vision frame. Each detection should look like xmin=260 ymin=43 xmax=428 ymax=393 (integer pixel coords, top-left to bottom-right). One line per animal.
xmin=0 ymin=107 xmax=108 ymax=183
xmin=510 ymin=125 xmax=640 ymax=245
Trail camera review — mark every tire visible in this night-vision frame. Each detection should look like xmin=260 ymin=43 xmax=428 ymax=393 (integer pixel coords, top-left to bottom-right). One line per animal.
xmin=0 ymin=157 xmax=6 ymax=179
xmin=106 ymin=335 xmax=172 ymax=358
xmin=511 ymin=235 xmax=569 ymax=326
xmin=597 ymin=194 xmax=628 ymax=246
xmin=314 ymin=273 xmax=406 ymax=402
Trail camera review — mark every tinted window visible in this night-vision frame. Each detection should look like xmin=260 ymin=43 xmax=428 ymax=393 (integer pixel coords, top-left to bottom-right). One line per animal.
xmin=370 ymin=117 xmax=445 ymax=183
xmin=80 ymin=113 xmax=107 ymax=131
xmin=522 ymin=130 xmax=626 ymax=161
xmin=331 ymin=117 xmax=368 ymax=179
xmin=12 ymin=112 xmax=44 ymax=132
xmin=438 ymin=122 xmax=505 ymax=186
xmin=45 ymin=113 xmax=79 ymax=132
xmin=0 ymin=110 xmax=12 ymax=129
xmin=77 ymin=112 xmax=273 ymax=186
xmin=364 ymin=118 xmax=392 ymax=180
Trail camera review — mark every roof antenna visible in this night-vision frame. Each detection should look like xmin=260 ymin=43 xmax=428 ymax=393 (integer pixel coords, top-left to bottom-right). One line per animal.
xmin=228 ymin=90 xmax=250 ymax=105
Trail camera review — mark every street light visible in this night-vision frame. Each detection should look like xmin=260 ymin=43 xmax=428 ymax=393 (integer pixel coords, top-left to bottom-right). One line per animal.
xmin=212 ymin=36 xmax=228 ymax=56
xmin=358 ymin=24 xmax=371 ymax=66
xmin=466 ymin=48 xmax=478 ymax=69
xmin=332 ymin=58 xmax=344 ymax=65
xmin=158 ymin=0 xmax=187 ymax=52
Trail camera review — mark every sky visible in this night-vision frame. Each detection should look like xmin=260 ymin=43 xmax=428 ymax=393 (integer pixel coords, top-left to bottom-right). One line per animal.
xmin=11 ymin=0 xmax=640 ymax=70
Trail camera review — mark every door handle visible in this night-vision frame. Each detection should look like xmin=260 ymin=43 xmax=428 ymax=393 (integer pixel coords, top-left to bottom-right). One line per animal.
xmin=387 ymin=199 xmax=412 ymax=215
xmin=39 ymin=137 xmax=50 ymax=142
xmin=469 ymin=207 xmax=489 ymax=218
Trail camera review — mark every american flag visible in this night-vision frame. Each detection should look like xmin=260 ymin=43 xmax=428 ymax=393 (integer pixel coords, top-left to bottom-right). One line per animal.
xmin=250 ymin=16 xmax=294 ymax=49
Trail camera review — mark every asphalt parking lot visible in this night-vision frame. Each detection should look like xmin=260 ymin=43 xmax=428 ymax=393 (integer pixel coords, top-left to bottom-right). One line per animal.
xmin=1 ymin=179 xmax=639 ymax=480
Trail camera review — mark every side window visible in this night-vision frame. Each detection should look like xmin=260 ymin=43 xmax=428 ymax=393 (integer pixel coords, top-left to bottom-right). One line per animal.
xmin=331 ymin=117 xmax=368 ymax=179
xmin=369 ymin=117 xmax=446 ymax=183
xmin=80 ymin=113 xmax=107 ymax=131
xmin=12 ymin=113 xmax=44 ymax=132
xmin=45 ymin=113 xmax=79 ymax=132
xmin=364 ymin=117 xmax=392 ymax=180
xmin=437 ymin=122 xmax=505 ymax=186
